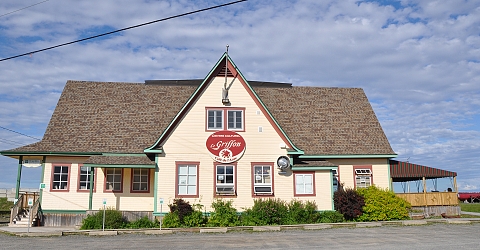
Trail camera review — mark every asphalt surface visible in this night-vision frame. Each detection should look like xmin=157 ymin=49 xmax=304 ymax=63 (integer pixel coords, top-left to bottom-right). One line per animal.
xmin=1 ymin=223 xmax=480 ymax=250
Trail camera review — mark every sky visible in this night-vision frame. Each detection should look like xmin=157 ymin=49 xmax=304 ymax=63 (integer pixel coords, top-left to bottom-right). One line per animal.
xmin=0 ymin=0 xmax=479 ymax=192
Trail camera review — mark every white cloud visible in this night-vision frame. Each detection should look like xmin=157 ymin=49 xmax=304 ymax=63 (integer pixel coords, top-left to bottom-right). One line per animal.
xmin=0 ymin=0 xmax=479 ymax=191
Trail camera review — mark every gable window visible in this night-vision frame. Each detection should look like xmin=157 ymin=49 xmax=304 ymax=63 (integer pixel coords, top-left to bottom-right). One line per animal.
xmin=354 ymin=168 xmax=372 ymax=188
xmin=294 ymin=172 xmax=315 ymax=196
xmin=227 ymin=110 xmax=243 ymax=130
xmin=208 ymin=110 xmax=223 ymax=130
xmin=215 ymin=164 xmax=236 ymax=195
xmin=132 ymin=169 xmax=149 ymax=192
xmin=252 ymin=164 xmax=273 ymax=196
xmin=105 ymin=168 xmax=122 ymax=192
xmin=206 ymin=108 xmax=245 ymax=131
xmin=51 ymin=165 xmax=70 ymax=191
xmin=78 ymin=166 xmax=95 ymax=191
xmin=176 ymin=162 xmax=199 ymax=198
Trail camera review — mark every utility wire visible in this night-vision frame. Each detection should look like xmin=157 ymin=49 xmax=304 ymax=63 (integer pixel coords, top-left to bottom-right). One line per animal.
xmin=0 ymin=138 xmax=25 ymax=146
xmin=0 ymin=0 xmax=247 ymax=62
xmin=0 ymin=126 xmax=41 ymax=140
xmin=0 ymin=0 xmax=50 ymax=18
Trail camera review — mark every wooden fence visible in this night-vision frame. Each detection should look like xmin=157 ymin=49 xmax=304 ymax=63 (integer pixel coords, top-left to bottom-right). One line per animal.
xmin=396 ymin=192 xmax=458 ymax=206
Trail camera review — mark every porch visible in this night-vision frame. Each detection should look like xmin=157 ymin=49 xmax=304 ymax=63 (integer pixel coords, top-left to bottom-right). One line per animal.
xmin=390 ymin=160 xmax=459 ymax=216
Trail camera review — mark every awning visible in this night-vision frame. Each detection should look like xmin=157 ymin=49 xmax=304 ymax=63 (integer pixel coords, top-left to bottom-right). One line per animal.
xmin=390 ymin=160 xmax=457 ymax=182
xmin=291 ymin=160 xmax=338 ymax=171
xmin=83 ymin=155 xmax=155 ymax=168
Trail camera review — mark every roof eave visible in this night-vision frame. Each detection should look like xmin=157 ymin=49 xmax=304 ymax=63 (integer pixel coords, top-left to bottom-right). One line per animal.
xmin=298 ymin=154 xmax=398 ymax=159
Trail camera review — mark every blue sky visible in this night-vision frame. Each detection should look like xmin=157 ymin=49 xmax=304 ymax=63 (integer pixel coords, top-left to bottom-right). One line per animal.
xmin=0 ymin=0 xmax=479 ymax=192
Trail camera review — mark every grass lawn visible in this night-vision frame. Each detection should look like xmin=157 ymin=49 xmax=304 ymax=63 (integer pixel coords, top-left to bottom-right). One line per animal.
xmin=0 ymin=198 xmax=13 ymax=224
xmin=459 ymin=203 xmax=480 ymax=213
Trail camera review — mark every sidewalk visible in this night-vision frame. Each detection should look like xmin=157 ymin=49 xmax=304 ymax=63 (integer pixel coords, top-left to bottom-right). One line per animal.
xmin=2 ymin=217 xmax=480 ymax=237
xmin=461 ymin=211 xmax=480 ymax=216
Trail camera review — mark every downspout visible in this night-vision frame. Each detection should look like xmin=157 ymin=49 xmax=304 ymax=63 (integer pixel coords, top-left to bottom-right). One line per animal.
xmin=15 ymin=156 xmax=23 ymax=200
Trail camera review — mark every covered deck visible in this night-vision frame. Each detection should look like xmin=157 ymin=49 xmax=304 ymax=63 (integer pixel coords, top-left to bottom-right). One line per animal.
xmin=390 ymin=160 xmax=458 ymax=210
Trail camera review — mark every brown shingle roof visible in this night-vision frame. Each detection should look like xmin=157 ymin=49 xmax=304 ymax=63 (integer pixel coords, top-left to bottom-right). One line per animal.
xmin=4 ymin=80 xmax=395 ymax=156
xmin=254 ymin=87 xmax=395 ymax=155
xmin=84 ymin=155 xmax=154 ymax=165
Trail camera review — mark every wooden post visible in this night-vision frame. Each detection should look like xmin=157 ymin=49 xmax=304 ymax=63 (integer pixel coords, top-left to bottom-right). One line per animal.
xmin=423 ymin=176 xmax=427 ymax=208
xmin=453 ymin=176 xmax=458 ymax=193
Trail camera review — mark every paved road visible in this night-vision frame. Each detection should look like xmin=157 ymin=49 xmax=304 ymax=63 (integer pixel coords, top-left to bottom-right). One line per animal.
xmin=1 ymin=223 xmax=480 ymax=250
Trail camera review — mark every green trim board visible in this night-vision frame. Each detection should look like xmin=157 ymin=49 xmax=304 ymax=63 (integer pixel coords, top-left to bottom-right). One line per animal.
xmin=39 ymin=156 xmax=46 ymax=204
xmin=42 ymin=210 xmax=87 ymax=214
xmin=153 ymin=157 xmax=159 ymax=213
xmin=102 ymin=153 xmax=147 ymax=157
xmin=15 ymin=156 xmax=23 ymax=200
xmin=330 ymin=170 xmax=335 ymax=210
xmin=291 ymin=166 xmax=338 ymax=171
xmin=83 ymin=164 xmax=155 ymax=169
xmin=144 ymin=149 xmax=163 ymax=154
xmin=298 ymin=154 xmax=398 ymax=159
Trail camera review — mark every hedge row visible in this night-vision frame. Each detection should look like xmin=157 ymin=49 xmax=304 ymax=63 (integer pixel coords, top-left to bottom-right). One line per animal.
xmin=81 ymin=198 xmax=344 ymax=229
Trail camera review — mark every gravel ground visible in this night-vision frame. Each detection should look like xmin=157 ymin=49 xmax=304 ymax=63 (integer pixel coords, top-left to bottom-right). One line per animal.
xmin=1 ymin=223 xmax=480 ymax=250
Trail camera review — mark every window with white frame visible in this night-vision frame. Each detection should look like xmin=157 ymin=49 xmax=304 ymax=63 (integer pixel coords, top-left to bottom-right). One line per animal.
xmin=79 ymin=166 xmax=94 ymax=190
xmin=332 ymin=169 xmax=339 ymax=192
xmin=206 ymin=108 xmax=244 ymax=131
xmin=253 ymin=165 xmax=272 ymax=194
xmin=178 ymin=164 xmax=197 ymax=195
xmin=105 ymin=168 xmax=122 ymax=191
xmin=295 ymin=173 xmax=314 ymax=195
xmin=132 ymin=169 xmax=149 ymax=191
xmin=52 ymin=165 xmax=69 ymax=190
xmin=207 ymin=110 xmax=223 ymax=130
xmin=216 ymin=165 xmax=235 ymax=194
xmin=227 ymin=110 xmax=243 ymax=130
xmin=355 ymin=169 xmax=372 ymax=188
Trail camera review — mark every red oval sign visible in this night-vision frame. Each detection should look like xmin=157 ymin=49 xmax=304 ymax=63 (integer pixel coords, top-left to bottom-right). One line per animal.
xmin=206 ymin=130 xmax=246 ymax=163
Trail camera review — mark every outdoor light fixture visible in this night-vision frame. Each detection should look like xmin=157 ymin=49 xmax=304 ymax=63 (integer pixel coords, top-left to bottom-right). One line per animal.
xmin=277 ymin=156 xmax=290 ymax=170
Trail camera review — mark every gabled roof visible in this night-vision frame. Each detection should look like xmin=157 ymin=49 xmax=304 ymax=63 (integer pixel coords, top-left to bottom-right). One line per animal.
xmin=1 ymin=55 xmax=395 ymax=157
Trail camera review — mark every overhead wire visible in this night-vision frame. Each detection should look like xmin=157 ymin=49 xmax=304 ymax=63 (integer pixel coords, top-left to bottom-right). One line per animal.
xmin=0 ymin=0 xmax=248 ymax=62
xmin=0 ymin=126 xmax=41 ymax=140
xmin=0 ymin=0 xmax=50 ymax=18
xmin=0 ymin=138 xmax=25 ymax=146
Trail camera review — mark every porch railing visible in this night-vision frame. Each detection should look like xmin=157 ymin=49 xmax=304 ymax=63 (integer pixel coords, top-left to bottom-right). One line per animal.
xmin=396 ymin=192 xmax=458 ymax=207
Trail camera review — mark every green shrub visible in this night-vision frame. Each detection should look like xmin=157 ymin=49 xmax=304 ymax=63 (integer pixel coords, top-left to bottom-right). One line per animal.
xmin=333 ymin=187 xmax=365 ymax=221
xmin=80 ymin=207 xmax=127 ymax=230
xmin=183 ymin=210 xmax=207 ymax=227
xmin=163 ymin=200 xmax=206 ymax=228
xmin=0 ymin=198 xmax=13 ymax=211
xmin=126 ymin=216 xmax=159 ymax=229
xmin=168 ymin=199 xmax=194 ymax=224
xmin=162 ymin=211 xmax=181 ymax=228
xmin=356 ymin=186 xmax=411 ymax=221
xmin=317 ymin=210 xmax=345 ymax=223
xmin=207 ymin=199 xmax=239 ymax=227
xmin=285 ymin=200 xmax=319 ymax=224
xmin=240 ymin=198 xmax=289 ymax=226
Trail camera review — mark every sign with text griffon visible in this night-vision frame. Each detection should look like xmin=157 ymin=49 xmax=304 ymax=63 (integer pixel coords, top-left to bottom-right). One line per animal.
xmin=206 ymin=130 xmax=246 ymax=163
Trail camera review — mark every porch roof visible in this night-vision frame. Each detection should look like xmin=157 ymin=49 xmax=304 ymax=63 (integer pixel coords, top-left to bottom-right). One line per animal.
xmin=390 ymin=160 xmax=457 ymax=182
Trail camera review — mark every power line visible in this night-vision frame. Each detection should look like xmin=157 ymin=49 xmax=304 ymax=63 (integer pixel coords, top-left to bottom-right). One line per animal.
xmin=0 ymin=126 xmax=41 ymax=141
xmin=0 ymin=0 xmax=247 ymax=62
xmin=0 ymin=138 xmax=25 ymax=146
xmin=0 ymin=0 xmax=50 ymax=18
